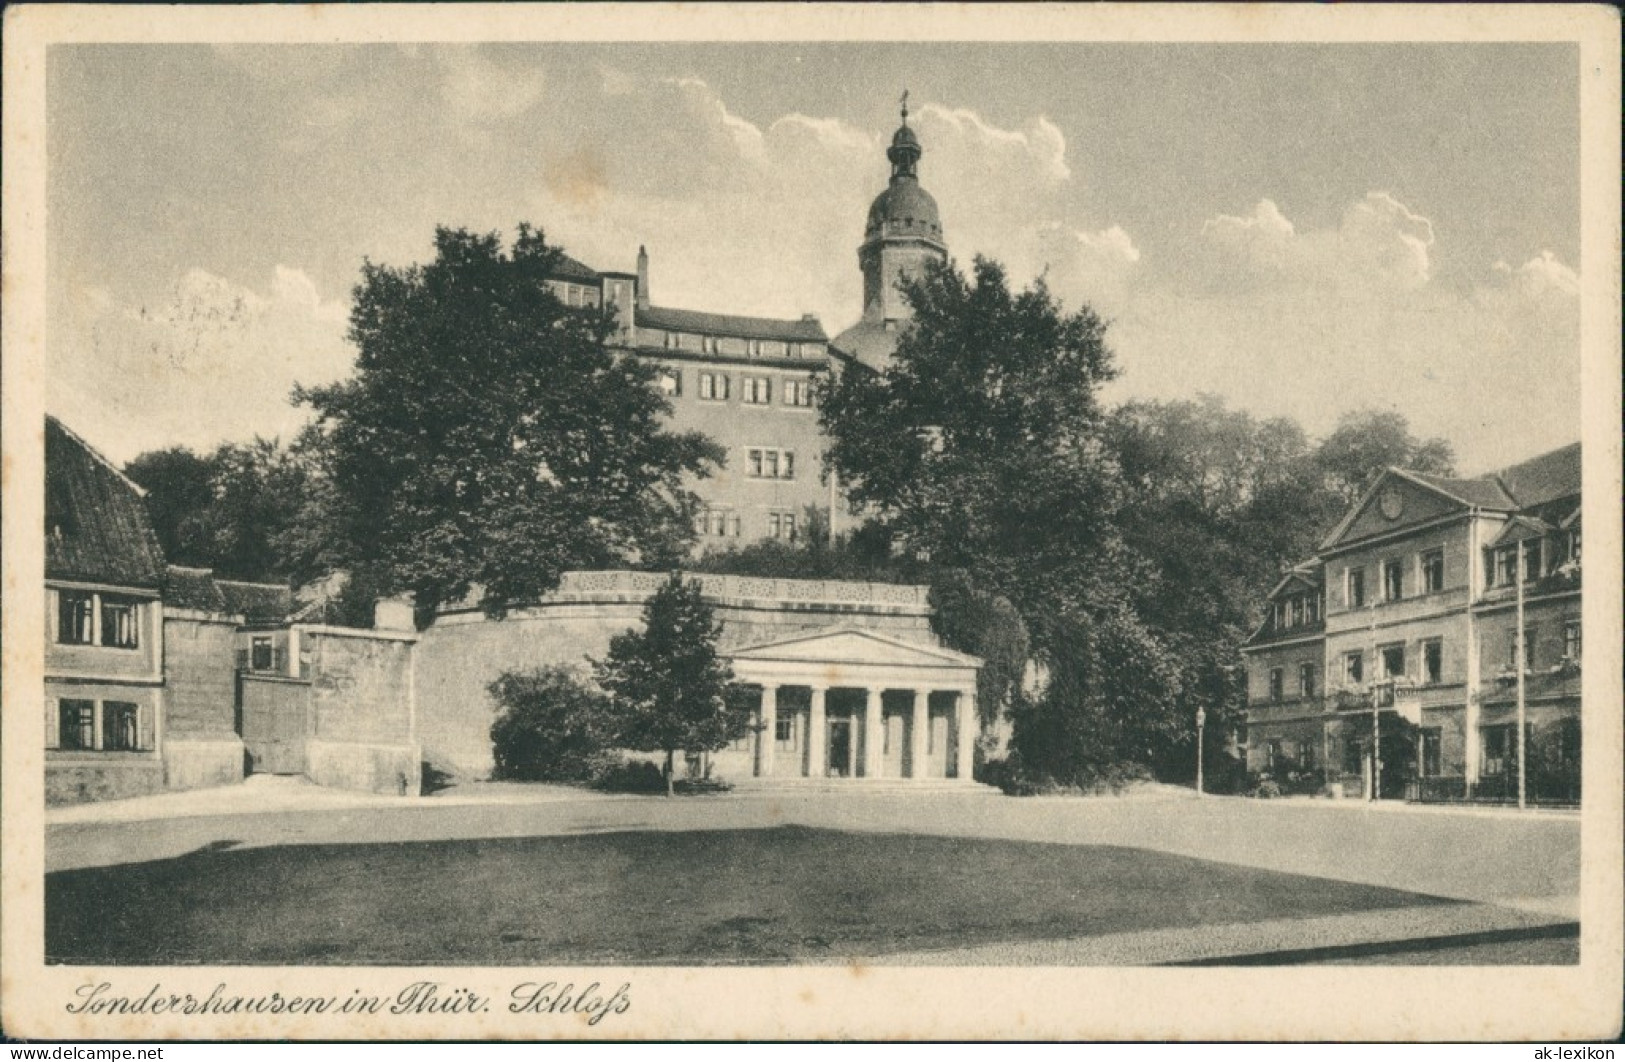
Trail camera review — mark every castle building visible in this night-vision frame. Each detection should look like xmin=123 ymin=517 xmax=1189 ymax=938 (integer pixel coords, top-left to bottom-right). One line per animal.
xmin=1241 ymin=443 xmax=1582 ymax=804
xmin=540 ymin=100 xmax=948 ymax=546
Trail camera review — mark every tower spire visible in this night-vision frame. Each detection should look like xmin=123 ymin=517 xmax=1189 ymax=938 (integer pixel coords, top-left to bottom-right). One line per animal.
xmin=900 ymin=88 xmax=909 ymax=126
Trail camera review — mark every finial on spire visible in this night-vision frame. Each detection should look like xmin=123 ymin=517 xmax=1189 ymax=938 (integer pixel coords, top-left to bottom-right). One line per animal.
xmin=900 ymin=88 xmax=909 ymax=125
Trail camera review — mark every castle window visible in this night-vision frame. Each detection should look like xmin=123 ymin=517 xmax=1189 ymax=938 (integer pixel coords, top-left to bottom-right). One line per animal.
xmin=102 ymin=701 xmax=141 ymax=751
xmin=1563 ymin=621 xmax=1580 ymax=661
xmin=783 ymin=379 xmax=814 ymax=407
xmin=741 ymin=377 xmax=772 ymax=405
xmin=746 ymin=448 xmax=796 ymax=480
xmin=1298 ymin=663 xmax=1316 ymax=698
xmin=1268 ymin=668 xmax=1283 ymax=703
xmin=1343 ymin=651 xmax=1363 ymax=686
xmin=658 ymin=368 xmax=682 ymax=397
xmin=1379 ymin=643 xmax=1406 ymax=681
xmin=698 ymin=372 xmax=729 ymax=401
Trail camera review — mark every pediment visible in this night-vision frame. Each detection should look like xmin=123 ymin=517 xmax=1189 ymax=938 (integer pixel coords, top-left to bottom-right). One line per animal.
xmin=728 ymin=627 xmax=981 ymax=670
xmin=1322 ymin=471 xmax=1464 ymax=551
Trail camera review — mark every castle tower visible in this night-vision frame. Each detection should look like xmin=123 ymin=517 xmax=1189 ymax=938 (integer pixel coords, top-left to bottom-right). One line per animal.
xmin=858 ymin=92 xmax=948 ymax=326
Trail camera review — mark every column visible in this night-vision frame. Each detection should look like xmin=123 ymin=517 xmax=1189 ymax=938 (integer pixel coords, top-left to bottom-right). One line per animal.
xmin=808 ymin=685 xmax=827 ymax=778
xmin=956 ymin=687 xmax=976 ymax=782
xmin=757 ymin=685 xmax=777 ymax=778
xmin=909 ymin=689 xmax=928 ymax=779
xmin=862 ymin=687 xmax=883 ymax=779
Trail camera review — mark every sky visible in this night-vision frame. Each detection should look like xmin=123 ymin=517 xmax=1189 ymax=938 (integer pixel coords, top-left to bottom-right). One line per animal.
xmin=46 ymin=42 xmax=1582 ymax=473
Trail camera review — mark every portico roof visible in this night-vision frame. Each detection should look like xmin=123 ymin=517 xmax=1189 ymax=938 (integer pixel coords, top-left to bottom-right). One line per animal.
xmin=727 ymin=627 xmax=981 ymax=680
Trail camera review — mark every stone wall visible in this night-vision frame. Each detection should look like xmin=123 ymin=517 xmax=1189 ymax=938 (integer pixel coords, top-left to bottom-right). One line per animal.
xmin=305 ymin=628 xmax=415 ymax=745
xmin=306 ymin=739 xmax=421 ymax=796
xmin=162 ymin=611 xmax=246 ymax=790
xmin=416 ymin=570 xmax=936 ymax=779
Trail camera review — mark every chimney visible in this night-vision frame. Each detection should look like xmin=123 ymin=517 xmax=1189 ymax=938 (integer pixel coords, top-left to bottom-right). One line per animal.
xmin=636 ymin=245 xmax=650 ymax=310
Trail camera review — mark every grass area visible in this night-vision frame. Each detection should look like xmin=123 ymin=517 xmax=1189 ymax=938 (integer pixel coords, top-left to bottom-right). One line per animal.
xmin=47 ymin=825 xmax=1462 ymax=965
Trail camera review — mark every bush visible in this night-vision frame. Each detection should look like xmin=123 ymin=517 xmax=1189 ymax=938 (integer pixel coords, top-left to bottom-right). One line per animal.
xmin=981 ymin=754 xmax=1150 ymax=797
xmin=488 ymin=667 xmax=616 ymax=782
xmin=589 ymin=759 xmax=666 ymax=793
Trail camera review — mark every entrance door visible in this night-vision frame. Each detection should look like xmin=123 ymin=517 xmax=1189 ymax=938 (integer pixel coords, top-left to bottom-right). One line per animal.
xmin=240 ymin=677 xmax=309 ymax=775
xmin=827 ymin=717 xmax=852 ymax=778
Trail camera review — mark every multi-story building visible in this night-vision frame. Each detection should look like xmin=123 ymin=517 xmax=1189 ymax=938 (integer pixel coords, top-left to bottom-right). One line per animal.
xmin=1242 ymin=442 xmax=1582 ymax=803
xmin=536 ymin=100 xmax=948 ymax=548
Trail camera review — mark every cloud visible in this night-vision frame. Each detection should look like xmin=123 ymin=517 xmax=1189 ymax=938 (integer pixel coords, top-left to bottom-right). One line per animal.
xmin=49 ymin=267 xmax=351 ymax=463
xmin=1193 ymin=192 xmax=1435 ymax=295
xmin=1105 ymin=199 xmax=1579 ymax=471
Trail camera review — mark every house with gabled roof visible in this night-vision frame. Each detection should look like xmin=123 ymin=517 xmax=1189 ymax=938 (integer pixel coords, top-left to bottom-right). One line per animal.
xmin=1242 ymin=442 xmax=1582 ymax=805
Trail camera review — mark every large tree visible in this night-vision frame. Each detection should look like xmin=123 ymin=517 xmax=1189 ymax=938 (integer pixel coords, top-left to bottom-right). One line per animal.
xmin=125 ymin=436 xmax=321 ymax=584
xmin=296 ymin=225 xmax=721 ymax=615
xmin=593 ymin=573 xmax=746 ymax=796
xmin=820 ymin=257 xmax=1184 ymax=780
xmin=1314 ymin=408 xmax=1455 ymax=507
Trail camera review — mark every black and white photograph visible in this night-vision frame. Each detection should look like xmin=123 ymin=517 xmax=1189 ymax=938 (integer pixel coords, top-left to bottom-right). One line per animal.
xmin=2 ymin=2 xmax=1620 ymax=1044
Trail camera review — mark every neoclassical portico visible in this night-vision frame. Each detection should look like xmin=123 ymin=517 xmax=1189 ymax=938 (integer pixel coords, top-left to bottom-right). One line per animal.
xmin=725 ymin=628 xmax=982 ymax=782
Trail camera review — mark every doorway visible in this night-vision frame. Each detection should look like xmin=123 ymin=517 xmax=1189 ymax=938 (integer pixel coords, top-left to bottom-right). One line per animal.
xmin=827 ymin=717 xmax=853 ymax=778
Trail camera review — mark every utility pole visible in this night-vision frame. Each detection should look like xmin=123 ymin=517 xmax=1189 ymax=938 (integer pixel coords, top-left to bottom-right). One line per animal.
xmin=1195 ymin=706 xmax=1206 ymax=798
xmin=1369 ymin=597 xmax=1380 ymax=802
xmin=1516 ymin=537 xmax=1528 ymax=810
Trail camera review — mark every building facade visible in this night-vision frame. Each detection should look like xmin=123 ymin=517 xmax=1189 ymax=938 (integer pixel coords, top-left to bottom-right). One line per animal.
xmin=1241 ymin=443 xmax=1582 ymax=803
xmin=538 ymin=101 xmax=948 ymax=548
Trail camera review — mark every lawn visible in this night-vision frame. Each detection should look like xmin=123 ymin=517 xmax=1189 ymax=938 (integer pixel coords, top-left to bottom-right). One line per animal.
xmin=46 ymin=824 xmax=1465 ymax=965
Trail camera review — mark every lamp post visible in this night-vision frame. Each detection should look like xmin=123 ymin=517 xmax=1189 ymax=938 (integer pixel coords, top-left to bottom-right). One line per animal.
xmin=1195 ymin=706 xmax=1206 ymax=798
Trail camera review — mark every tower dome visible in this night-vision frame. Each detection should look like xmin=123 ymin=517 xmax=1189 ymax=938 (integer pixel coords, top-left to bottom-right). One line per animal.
xmin=851 ymin=92 xmax=948 ymax=331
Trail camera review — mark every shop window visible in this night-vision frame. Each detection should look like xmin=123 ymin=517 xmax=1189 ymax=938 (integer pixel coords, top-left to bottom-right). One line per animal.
xmin=1420 ymin=729 xmax=1442 ymax=777
xmin=57 ymin=699 xmax=95 ymax=750
xmin=102 ymin=701 xmax=140 ymax=751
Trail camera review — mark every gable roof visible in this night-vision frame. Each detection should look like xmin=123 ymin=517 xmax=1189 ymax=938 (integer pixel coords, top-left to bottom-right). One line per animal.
xmin=45 ymin=416 xmax=167 ymax=589
xmin=1488 ymin=514 xmax=1554 ymax=548
xmin=638 ymin=304 xmax=827 ymax=343
xmin=1495 ymin=442 xmax=1581 ymax=508
xmin=217 ymin=579 xmax=295 ymax=624
xmin=163 ymin=565 xmax=229 ymax=612
xmin=1396 ymin=469 xmax=1518 ymax=510
xmin=549 ymin=253 xmax=602 ymax=283
xmin=1263 ymin=560 xmax=1324 ymax=602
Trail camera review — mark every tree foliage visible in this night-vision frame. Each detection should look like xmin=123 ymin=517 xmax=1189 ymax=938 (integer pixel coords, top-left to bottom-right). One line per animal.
xmin=593 ymin=572 xmax=746 ymax=795
xmin=488 ymin=666 xmax=617 ymax=782
xmin=1315 ymin=408 xmax=1455 ymax=507
xmin=296 ymin=225 xmax=721 ymax=616
xmin=126 ymin=437 xmax=322 ymax=584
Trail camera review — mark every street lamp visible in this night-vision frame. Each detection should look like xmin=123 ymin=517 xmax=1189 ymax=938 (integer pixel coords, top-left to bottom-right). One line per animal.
xmin=1195 ymin=706 xmax=1206 ymax=798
